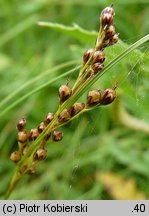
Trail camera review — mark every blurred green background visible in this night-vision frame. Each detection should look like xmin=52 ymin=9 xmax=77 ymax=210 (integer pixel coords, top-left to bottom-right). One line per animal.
xmin=0 ymin=0 xmax=149 ymax=199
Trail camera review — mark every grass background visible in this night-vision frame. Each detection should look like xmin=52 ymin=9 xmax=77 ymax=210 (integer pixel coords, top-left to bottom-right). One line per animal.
xmin=0 ymin=0 xmax=149 ymax=199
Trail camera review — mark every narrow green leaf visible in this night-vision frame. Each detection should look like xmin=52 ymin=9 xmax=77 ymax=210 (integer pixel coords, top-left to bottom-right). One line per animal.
xmin=38 ymin=21 xmax=97 ymax=44
xmin=0 ymin=61 xmax=80 ymax=113
xmin=0 ymin=65 xmax=81 ymax=117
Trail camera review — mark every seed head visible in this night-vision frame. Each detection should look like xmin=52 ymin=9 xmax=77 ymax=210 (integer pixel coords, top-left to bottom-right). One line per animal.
xmin=28 ymin=166 xmax=36 ymax=175
xmin=18 ymin=130 xmax=28 ymax=143
xmin=29 ymin=128 xmax=39 ymax=141
xmin=59 ymin=84 xmax=72 ymax=103
xmin=85 ymin=69 xmax=95 ymax=79
xmin=93 ymin=51 xmax=105 ymax=64
xmin=44 ymin=133 xmax=51 ymax=141
xmin=10 ymin=151 xmax=21 ymax=163
xmin=104 ymin=25 xmax=115 ymax=40
xmin=17 ymin=117 xmax=26 ymax=131
xmin=110 ymin=33 xmax=119 ymax=44
xmin=38 ymin=122 xmax=46 ymax=133
xmin=101 ymin=88 xmax=116 ymax=105
xmin=101 ymin=12 xmax=113 ymax=27
xmin=87 ymin=90 xmax=102 ymax=106
xmin=58 ymin=109 xmax=71 ymax=123
xmin=44 ymin=112 xmax=54 ymax=125
xmin=35 ymin=147 xmax=47 ymax=161
xmin=92 ymin=63 xmax=104 ymax=74
xmin=52 ymin=130 xmax=63 ymax=142
xmin=102 ymin=5 xmax=115 ymax=16
xmin=70 ymin=103 xmax=85 ymax=116
xmin=83 ymin=48 xmax=94 ymax=64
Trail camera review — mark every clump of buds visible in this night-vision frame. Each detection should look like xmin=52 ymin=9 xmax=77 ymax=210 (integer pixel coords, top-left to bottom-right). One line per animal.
xmin=100 ymin=5 xmax=118 ymax=48
xmin=81 ymin=6 xmax=118 ymax=80
xmin=69 ymin=102 xmax=85 ymax=116
xmin=10 ymin=6 xmax=118 ymax=177
xmin=87 ymin=85 xmax=117 ymax=107
xmin=11 ymin=110 xmax=65 ymax=168
xmin=83 ymin=49 xmax=105 ymax=77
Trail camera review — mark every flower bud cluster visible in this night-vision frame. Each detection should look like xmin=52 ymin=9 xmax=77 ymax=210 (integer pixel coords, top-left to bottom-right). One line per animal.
xmin=100 ymin=5 xmax=118 ymax=48
xmin=10 ymin=6 xmax=118 ymax=176
xmin=83 ymin=49 xmax=105 ymax=78
xmin=57 ymin=102 xmax=85 ymax=124
xmin=87 ymin=85 xmax=117 ymax=107
xmin=10 ymin=112 xmax=63 ymax=167
xmin=81 ymin=6 xmax=118 ymax=80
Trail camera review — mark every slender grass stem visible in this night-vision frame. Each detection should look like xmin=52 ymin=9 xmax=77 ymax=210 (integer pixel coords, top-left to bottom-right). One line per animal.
xmin=0 ymin=64 xmax=81 ymax=117
xmin=0 ymin=60 xmax=80 ymax=110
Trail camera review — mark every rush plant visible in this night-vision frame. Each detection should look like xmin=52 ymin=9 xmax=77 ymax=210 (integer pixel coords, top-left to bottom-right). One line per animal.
xmin=4 ymin=5 xmax=149 ymax=199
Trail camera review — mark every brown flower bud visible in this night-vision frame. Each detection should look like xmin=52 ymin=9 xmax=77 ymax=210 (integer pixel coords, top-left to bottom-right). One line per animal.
xmin=28 ymin=166 xmax=36 ymax=175
xmin=35 ymin=147 xmax=47 ymax=161
xmin=10 ymin=151 xmax=21 ymax=163
xmin=93 ymin=51 xmax=105 ymax=64
xmin=104 ymin=25 xmax=115 ymax=40
xmin=100 ymin=40 xmax=110 ymax=49
xmin=92 ymin=63 xmax=104 ymax=74
xmin=87 ymin=90 xmax=102 ymax=106
xmin=18 ymin=130 xmax=28 ymax=143
xmin=101 ymin=12 xmax=113 ymax=27
xmin=52 ymin=130 xmax=63 ymax=142
xmin=29 ymin=128 xmax=39 ymax=141
xmin=102 ymin=5 xmax=115 ymax=16
xmin=17 ymin=117 xmax=26 ymax=131
xmin=44 ymin=133 xmax=51 ymax=141
xmin=110 ymin=33 xmax=119 ymax=44
xmin=83 ymin=48 xmax=94 ymax=64
xmin=58 ymin=109 xmax=71 ymax=123
xmin=44 ymin=112 xmax=54 ymax=125
xmin=85 ymin=69 xmax=95 ymax=79
xmin=101 ymin=88 xmax=116 ymax=105
xmin=38 ymin=122 xmax=46 ymax=133
xmin=59 ymin=85 xmax=72 ymax=103
xmin=70 ymin=103 xmax=85 ymax=116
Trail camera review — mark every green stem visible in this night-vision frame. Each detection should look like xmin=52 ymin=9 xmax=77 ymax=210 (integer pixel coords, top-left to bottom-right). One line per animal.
xmin=4 ymin=168 xmax=23 ymax=200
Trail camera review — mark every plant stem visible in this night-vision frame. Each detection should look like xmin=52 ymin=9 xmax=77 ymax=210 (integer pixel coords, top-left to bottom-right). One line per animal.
xmin=4 ymin=168 xmax=23 ymax=200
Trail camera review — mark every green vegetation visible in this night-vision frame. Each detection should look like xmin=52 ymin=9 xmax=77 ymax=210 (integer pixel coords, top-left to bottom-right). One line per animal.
xmin=0 ymin=0 xmax=149 ymax=199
